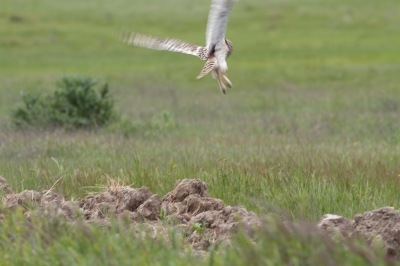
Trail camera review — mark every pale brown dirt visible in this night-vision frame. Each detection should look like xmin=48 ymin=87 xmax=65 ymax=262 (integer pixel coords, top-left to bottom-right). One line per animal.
xmin=318 ymin=207 xmax=400 ymax=258
xmin=0 ymin=178 xmax=262 ymax=251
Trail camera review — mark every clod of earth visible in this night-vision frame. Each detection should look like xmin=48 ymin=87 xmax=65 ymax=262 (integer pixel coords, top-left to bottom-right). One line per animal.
xmin=318 ymin=207 xmax=400 ymax=259
xmin=0 ymin=178 xmax=262 ymax=251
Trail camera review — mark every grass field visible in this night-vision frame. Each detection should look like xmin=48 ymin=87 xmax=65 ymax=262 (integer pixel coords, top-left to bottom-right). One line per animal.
xmin=1 ymin=0 xmax=400 ymax=264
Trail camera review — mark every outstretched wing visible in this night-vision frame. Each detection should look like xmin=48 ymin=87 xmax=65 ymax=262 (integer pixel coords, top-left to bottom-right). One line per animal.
xmin=205 ymin=0 xmax=236 ymax=54
xmin=120 ymin=31 xmax=208 ymax=60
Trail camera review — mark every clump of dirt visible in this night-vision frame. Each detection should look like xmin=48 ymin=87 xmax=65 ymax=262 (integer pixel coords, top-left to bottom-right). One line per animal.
xmin=78 ymin=186 xmax=156 ymax=223
xmin=318 ymin=214 xmax=355 ymax=239
xmin=354 ymin=207 xmax=400 ymax=258
xmin=162 ymin=179 xmax=262 ymax=249
xmin=3 ymin=188 xmax=79 ymax=220
xmin=318 ymin=207 xmax=400 ymax=258
xmin=0 ymin=177 xmax=262 ymax=251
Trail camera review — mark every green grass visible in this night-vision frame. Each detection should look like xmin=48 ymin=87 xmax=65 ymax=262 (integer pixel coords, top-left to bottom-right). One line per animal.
xmin=1 ymin=210 xmax=395 ymax=266
xmin=1 ymin=0 xmax=400 ymax=264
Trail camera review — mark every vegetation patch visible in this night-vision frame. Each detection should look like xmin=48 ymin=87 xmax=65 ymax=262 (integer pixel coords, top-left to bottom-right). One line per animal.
xmin=12 ymin=76 xmax=114 ymax=129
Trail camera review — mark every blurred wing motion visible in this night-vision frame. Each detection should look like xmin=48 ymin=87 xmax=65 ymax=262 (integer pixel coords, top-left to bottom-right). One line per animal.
xmin=119 ymin=0 xmax=237 ymax=94
xmin=205 ymin=0 xmax=236 ymax=54
xmin=119 ymin=31 xmax=208 ymax=60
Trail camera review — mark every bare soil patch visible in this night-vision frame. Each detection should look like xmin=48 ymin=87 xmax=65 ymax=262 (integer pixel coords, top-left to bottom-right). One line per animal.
xmin=1 ymin=176 xmax=400 ymax=258
xmin=318 ymin=207 xmax=400 ymax=258
xmin=0 ymin=178 xmax=262 ymax=251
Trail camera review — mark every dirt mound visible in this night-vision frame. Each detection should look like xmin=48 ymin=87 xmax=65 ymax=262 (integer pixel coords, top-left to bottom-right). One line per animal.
xmin=78 ymin=186 xmax=157 ymax=222
xmin=162 ymin=179 xmax=262 ymax=249
xmin=0 ymin=178 xmax=262 ymax=251
xmin=3 ymin=189 xmax=79 ymax=219
xmin=318 ymin=207 xmax=400 ymax=258
xmin=318 ymin=214 xmax=355 ymax=239
xmin=354 ymin=207 xmax=400 ymax=257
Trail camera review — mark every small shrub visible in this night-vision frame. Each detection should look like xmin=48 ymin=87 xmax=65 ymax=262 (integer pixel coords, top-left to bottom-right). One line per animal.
xmin=12 ymin=76 xmax=114 ymax=128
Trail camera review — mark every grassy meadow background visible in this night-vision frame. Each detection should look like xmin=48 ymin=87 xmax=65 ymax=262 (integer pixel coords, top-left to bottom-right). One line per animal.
xmin=1 ymin=0 xmax=400 ymax=264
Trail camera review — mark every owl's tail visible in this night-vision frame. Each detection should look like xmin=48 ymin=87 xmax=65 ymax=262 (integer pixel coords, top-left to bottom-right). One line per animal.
xmin=196 ymin=57 xmax=215 ymax=79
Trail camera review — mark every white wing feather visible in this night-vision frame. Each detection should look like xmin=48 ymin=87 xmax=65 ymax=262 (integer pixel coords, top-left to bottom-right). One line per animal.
xmin=205 ymin=0 xmax=236 ymax=54
xmin=120 ymin=31 xmax=208 ymax=60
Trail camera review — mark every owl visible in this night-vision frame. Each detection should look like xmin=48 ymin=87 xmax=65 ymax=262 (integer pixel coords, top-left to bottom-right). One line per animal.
xmin=120 ymin=0 xmax=237 ymax=94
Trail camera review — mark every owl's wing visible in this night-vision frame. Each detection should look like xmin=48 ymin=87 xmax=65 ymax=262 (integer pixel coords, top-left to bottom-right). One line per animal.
xmin=120 ymin=31 xmax=208 ymax=60
xmin=205 ymin=0 xmax=236 ymax=54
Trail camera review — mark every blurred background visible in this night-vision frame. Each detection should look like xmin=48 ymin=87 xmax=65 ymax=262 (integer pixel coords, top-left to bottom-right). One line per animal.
xmin=1 ymin=0 xmax=400 ymax=141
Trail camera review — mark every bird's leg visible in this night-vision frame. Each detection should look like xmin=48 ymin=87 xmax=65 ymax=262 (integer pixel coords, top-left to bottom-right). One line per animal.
xmin=222 ymin=73 xmax=233 ymax=88
xmin=216 ymin=73 xmax=227 ymax=95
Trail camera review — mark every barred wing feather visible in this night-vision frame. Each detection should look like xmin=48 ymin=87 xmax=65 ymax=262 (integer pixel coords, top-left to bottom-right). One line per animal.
xmin=120 ymin=31 xmax=208 ymax=60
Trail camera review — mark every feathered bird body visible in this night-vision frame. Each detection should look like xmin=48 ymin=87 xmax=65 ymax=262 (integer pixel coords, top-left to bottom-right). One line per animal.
xmin=120 ymin=0 xmax=236 ymax=94
xmin=213 ymin=41 xmax=231 ymax=74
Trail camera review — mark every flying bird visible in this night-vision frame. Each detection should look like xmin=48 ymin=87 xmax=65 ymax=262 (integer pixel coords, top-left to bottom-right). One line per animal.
xmin=120 ymin=0 xmax=237 ymax=94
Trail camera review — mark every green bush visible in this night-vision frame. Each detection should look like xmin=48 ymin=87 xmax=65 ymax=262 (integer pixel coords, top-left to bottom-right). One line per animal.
xmin=12 ymin=76 xmax=114 ymax=128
